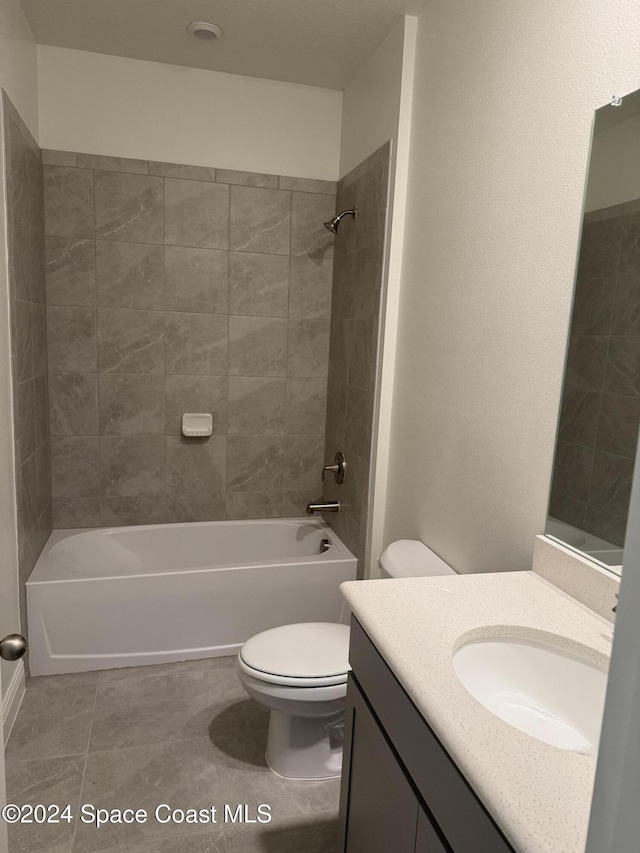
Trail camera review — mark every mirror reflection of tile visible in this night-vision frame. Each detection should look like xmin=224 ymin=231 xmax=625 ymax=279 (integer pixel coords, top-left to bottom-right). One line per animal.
xmin=548 ymin=93 xmax=640 ymax=568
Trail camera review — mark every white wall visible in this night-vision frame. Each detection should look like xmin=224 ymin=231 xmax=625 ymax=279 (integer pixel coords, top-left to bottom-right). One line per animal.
xmin=586 ymin=115 xmax=640 ymax=211
xmin=383 ymin=0 xmax=640 ymax=575
xmin=37 ymin=46 xmax=342 ymax=180
xmin=339 ymin=21 xmax=407 ymax=178
xmin=0 ymin=0 xmax=38 ymax=138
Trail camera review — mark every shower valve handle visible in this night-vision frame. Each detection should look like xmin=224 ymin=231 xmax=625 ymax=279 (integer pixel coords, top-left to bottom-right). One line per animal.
xmin=322 ymin=451 xmax=346 ymax=484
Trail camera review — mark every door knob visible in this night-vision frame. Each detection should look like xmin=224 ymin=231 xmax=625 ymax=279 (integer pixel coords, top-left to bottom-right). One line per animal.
xmin=0 ymin=634 xmax=27 ymax=661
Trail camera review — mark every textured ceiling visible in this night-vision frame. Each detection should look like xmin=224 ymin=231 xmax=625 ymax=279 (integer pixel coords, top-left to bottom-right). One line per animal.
xmin=20 ymin=0 xmax=425 ymax=90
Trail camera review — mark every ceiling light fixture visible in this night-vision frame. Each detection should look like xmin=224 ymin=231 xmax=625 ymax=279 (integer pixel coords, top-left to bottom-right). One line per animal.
xmin=186 ymin=21 xmax=223 ymax=41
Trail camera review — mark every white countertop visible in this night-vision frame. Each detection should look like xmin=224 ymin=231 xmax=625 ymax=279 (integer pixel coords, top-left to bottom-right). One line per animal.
xmin=340 ymin=571 xmax=613 ymax=853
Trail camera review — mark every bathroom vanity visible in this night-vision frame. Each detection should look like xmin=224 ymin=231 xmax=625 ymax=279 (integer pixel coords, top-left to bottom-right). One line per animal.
xmin=338 ymin=569 xmax=615 ymax=853
xmin=339 ymin=617 xmax=514 ymax=852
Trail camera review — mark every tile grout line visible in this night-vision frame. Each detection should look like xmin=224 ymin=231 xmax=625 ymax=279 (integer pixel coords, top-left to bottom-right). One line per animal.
xmin=70 ymin=676 xmax=100 ymax=853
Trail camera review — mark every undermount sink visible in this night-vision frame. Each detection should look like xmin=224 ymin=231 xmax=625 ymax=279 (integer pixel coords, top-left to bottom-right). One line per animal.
xmin=452 ymin=632 xmax=608 ymax=755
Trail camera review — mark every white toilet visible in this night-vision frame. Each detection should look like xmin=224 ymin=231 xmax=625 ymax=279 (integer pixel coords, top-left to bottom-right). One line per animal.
xmin=236 ymin=540 xmax=455 ymax=780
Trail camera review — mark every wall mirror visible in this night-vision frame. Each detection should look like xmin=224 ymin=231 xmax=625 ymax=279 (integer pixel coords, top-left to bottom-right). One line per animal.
xmin=546 ymin=87 xmax=640 ymax=574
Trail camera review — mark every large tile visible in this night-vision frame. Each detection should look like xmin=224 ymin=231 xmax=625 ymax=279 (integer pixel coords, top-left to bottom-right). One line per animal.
xmin=228 ymin=377 xmax=286 ymax=435
xmin=90 ymin=665 xmax=242 ymax=752
xmin=78 ymin=153 xmax=148 ymax=174
xmin=97 ymin=655 xmax=237 ymax=684
xmin=166 ymin=435 xmax=227 ymax=492
xmin=589 ymin=450 xmax=634 ymax=519
xmin=584 ymin=505 xmax=627 ymax=548
xmin=287 ymin=320 xmax=330 ymax=378
xmin=571 ymin=276 xmax=615 ymax=335
xmin=32 ymin=302 xmax=48 ymax=377
xmin=289 ymin=256 xmax=333 ymax=319
xmin=98 ymin=374 xmax=165 ymax=435
xmin=291 ymin=192 xmax=335 ymax=258
xmin=165 ymin=374 xmax=227 ymax=435
xmin=165 ymin=312 xmax=228 ymax=375
xmin=596 ymin=394 xmax=640 ymax=458
xmin=97 ymin=308 xmax=165 ymax=374
xmin=7 ymin=684 xmax=96 ymax=761
xmin=229 ymin=253 xmax=289 ymax=317
xmin=41 ymin=149 xmax=78 ymax=167
xmin=95 ymin=172 xmax=163 ymax=244
xmin=618 ymin=210 xmax=640 ymax=277
xmin=604 ymin=336 xmax=640 ymax=397
xmin=611 ymin=275 xmax=640 ymax=335
xmin=564 ymin=335 xmax=608 ymax=393
xmin=344 ymin=385 xmax=372 ymax=458
xmin=285 ymin=378 xmax=327 ymax=435
xmin=227 ymin=436 xmax=284 ymax=491
xmin=352 ymin=244 xmax=382 ymax=320
xmin=5 ymin=754 xmax=85 ymax=853
xmin=228 ymin=317 xmax=287 ymax=377
xmin=217 ymin=168 xmax=279 ymax=188
xmin=99 ymin=436 xmax=165 ymax=496
xmin=51 ymin=436 xmax=100 ymax=498
xmin=325 ymin=380 xmax=347 ymax=446
xmin=230 ymin=187 xmax=291 ymax=255
xmin=165 ymin=492 xmax=226 ymax=523
xmin=45 ymin=236 xmax=95 ymax=306
xmin=49 ymin=372 xmax=99 ymax=436
xmin=47 ymin=306 xmax=97 ymax=372
xmin=551 ymin=440 xmax=594 ymax=503
xmin=43 ymin=165 xmax=94 ymax=239
xmin=549 ymin=491 xmax=587 ymax=530
xmin=75 ymin=739 xmax=223 ymax=851
xmin=100 ymin=497 xmax=169 ymax=527
xmin=165 ymin=245 xmax=229 ymax=313
xmin=52 ymin=497 xmax=101 ymax=528
xmin=577 ymin=216 xmax=625 ymax=280
xmin=95 ymin=241 xmax=164 ymax=310
xmin=149 ymin=161 xmax=217 ymax=182
xmin=348 ymin=318 xmax=376 ymax=391
xmin=279 ymin=175 xmax=337 ymax=195
xmin=225 ymin=491 xmax=284 ymax=519
xmin=164 ymin=178 xmax=229 ymax=249
xmin=355 ymin=160 xmax=388 ymax=250
xmin=284 ymin=435 xmax=324 ymax=491
xmin=558 ymin=388 xmax=600 ymax=447
xmin=14 ymin=298 xmax=33 ymax=382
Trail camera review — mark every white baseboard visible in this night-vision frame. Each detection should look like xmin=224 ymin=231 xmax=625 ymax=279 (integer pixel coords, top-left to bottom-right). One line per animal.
xmin=2 ymin=661 xmax=25 ymax=745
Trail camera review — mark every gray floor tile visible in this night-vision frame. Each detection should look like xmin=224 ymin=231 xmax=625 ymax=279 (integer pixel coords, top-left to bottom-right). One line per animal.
xmin=7 ymin=656 xmax=341 ymax=853
xmin=74 ymin=738 xmax=222 ymax=851
xmin=7 ymin=684 xmax=97 ymax=761
xmin=90 ymin=666 xmax=246 ymax=752
xmin=5 ymin=754 xmax=85 ymax=853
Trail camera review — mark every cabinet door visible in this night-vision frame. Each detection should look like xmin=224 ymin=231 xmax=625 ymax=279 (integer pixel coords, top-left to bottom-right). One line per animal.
xmin=343 ymin=678 xmax=419 ymax=853
xmin=415 ymin=807 xmax=449 ymax=853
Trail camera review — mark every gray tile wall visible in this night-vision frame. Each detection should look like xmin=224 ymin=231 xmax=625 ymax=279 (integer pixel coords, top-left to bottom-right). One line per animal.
xmin=551 ymin=199 xmax=640 ymax=546
xmin=2 ymin=92 xmax=51 ymax=661
xmin=42 ymin=149 xmax=336 ymax=526
xmin=321 ymin=143 xmax=390 ymax=576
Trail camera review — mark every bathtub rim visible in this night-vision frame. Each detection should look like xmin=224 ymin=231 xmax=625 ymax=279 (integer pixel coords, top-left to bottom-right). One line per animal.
xmin=27 ymin=516 xmax=355 ymax=585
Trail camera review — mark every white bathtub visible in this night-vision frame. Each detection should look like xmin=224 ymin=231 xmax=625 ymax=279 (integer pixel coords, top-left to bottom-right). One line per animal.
xmin=26 ymin=518 xmax=357 ymax=676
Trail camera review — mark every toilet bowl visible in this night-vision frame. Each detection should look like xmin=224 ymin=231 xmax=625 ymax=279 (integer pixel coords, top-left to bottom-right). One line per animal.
xmin=237 ymin=622 xmax=350 ymax=780
xmin=238 ymin=540 xmax=455 ymax=780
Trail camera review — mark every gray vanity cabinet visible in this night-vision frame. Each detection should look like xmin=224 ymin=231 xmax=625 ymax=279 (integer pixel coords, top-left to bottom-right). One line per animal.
xmin=338 ymin=617 xmax=515 ymax=853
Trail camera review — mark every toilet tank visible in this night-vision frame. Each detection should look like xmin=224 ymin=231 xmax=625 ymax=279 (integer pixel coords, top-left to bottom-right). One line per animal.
xmin=379 ymin=540 xmax=455 ymax=579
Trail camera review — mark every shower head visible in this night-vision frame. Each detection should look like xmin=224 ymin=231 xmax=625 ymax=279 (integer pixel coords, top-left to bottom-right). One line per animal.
xmin=323 ymin=206 xmax=358 ymax=234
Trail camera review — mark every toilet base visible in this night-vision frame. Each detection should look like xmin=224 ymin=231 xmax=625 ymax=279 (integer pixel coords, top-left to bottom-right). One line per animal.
xmin=265 ymin=709 xmax=344 ymax=780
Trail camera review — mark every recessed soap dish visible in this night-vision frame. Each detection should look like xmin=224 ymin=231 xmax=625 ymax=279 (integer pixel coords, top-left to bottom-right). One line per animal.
xmin=182 ymin=413 xmax=213 ymax=437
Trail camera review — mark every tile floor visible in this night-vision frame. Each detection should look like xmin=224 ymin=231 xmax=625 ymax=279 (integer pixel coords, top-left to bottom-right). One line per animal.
xmin=5 ymin=657 xmax=340 ymax=852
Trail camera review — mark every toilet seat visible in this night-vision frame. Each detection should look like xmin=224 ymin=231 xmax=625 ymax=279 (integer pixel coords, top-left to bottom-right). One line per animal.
xmin=238 ymin=622 xmax=350 ymax=687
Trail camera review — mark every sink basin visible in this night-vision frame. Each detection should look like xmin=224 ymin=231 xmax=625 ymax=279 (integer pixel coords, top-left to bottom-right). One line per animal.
xmin=452 ymin=634 xmax=608 ymax=755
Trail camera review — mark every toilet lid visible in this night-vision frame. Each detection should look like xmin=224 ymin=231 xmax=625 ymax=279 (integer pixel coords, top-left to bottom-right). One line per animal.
xmin=240 ymin=622 xmax=350 ymax=679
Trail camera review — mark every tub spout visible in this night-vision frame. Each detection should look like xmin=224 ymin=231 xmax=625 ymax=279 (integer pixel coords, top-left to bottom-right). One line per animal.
xmin=306 ymin=500 xmax=340 ymax=514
